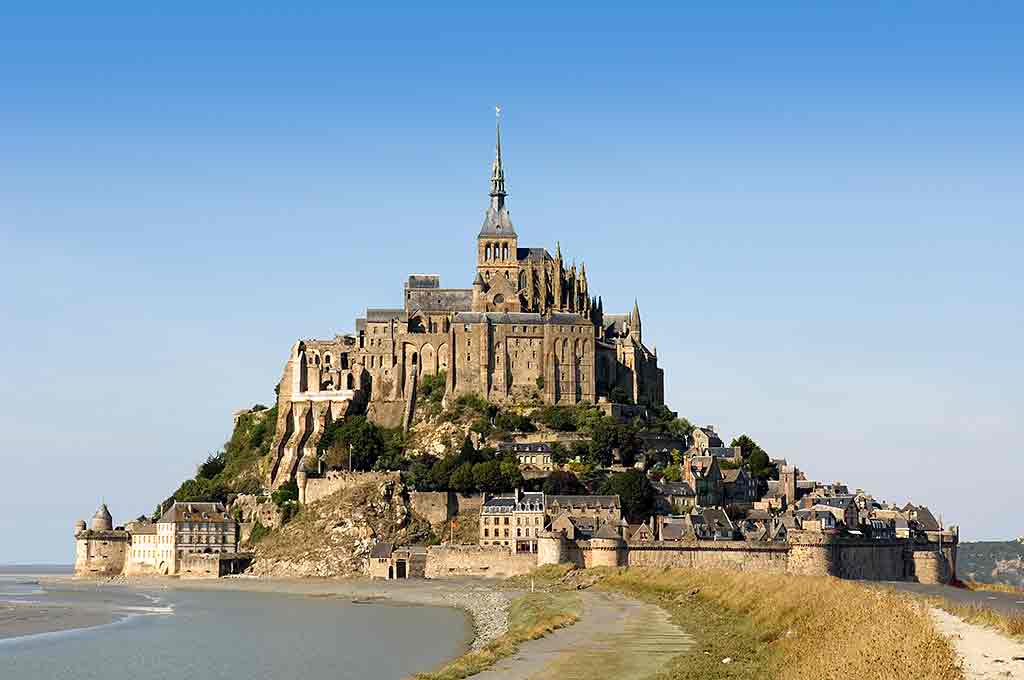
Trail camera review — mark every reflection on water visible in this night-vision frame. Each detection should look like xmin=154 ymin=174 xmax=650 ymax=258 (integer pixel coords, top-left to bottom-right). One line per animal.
xmin=0 ymin=577 xmax=469 ymax=680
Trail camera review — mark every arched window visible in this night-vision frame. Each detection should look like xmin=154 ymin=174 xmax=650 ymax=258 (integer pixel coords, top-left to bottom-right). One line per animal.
xmin=492 ymin=294 xmax=505 ymax=305
xmin=502 ymin=243 xmax=508 ymax=260
xmin=346 ymin=374 xmax=354 ymax=389
xmin=485 ymin=244 xmax=491 ymax=260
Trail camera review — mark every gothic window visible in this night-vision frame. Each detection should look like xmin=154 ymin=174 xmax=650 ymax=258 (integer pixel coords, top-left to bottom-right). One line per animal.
xmin=492 ymin=294 xmax=504 ymax=305
xmin=485 ymin=244 xmax=491 ymax=260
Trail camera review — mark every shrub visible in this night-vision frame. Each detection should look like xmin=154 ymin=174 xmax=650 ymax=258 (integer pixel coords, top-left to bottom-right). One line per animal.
xmin=248 ymin=520 xmax=270 ymax=545
xmin=494 ymin=411 xmax=535 ymax=433
xmin=542 ymin=470 xmax=585 ymax=495
xmin=534 ymin=405 xmax=578 ymax=432
xmin=271 ymin=480 xmax=299 ymax=507
xmin=608 ymin=385 xmax=633 ymax=405
xmin=197 ymin=452 xmax=226 ymax=479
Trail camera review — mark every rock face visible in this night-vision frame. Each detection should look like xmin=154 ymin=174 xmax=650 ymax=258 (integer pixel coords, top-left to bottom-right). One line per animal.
xmin=248 ymin=476 xmax=431 ymax=578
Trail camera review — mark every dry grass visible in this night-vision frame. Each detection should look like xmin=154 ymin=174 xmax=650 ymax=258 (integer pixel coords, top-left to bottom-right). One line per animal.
xmin=930 ymin=598 xmax=1024 ymax=641
xmin=594 ymin=567 xmax=962 ymax=680
xmin=961 ymin=578 xmax=1024 ymax=594
xmin=413 ymin=591 xmax=581 ymax=680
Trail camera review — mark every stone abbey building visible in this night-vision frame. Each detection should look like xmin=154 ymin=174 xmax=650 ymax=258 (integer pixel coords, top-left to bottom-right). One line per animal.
xmin=269 ymin=121 xmax=664 ymax=488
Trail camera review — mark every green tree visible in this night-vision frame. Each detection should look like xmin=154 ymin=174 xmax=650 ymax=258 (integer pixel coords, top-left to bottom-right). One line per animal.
xmin=318 ymin=416 xmax=387 ymax=471
xmin=449 ymin=462 xmax=477 ymax=494
xmin=549 ymin=441 xmax=569 ymax=466
xmin=472 ymin=461 xmax=505 ymax=493
xmin=542 ymin=470 xmax=585 ymax=495
xmin=598 ymin=469 xmax=654 ymax=521
xmin=197 ymin=452 xmax=226 ymax=479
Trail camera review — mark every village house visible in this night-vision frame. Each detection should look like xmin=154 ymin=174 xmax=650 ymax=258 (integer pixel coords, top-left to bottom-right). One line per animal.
xmin=682 ymin=456 xmax=723 ymax=508
xmin=497 ymin=442 xmax=555 ymax=472
xmin=651 ymin=480 xmax=695 ymax=514
xmin=479 ymin=490 xmax=546 ymax=553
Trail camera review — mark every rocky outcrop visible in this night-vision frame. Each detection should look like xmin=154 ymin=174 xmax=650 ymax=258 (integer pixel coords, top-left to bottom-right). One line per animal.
xmin=247 ymin=476 xmax=432 ymax=578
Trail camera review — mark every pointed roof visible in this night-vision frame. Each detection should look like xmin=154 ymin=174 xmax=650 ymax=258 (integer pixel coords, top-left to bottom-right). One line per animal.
xmin=479 ymin=110 xmax=516 ymax=238
xmin=631 ymin=299 xmax=641 ymax=326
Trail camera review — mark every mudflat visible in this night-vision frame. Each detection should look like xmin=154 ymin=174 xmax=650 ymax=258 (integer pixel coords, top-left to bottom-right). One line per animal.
xmin=0 ymin=603 xmax=116 ymax=641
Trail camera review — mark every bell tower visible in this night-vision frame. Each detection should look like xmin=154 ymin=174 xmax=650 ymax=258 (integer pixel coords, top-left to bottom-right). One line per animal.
xmin=476 ymin=106 xmax=519 ymax=292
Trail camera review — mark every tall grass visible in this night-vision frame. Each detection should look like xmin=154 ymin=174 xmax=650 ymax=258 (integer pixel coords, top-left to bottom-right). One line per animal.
xmin=931 ymin=598 xmax=1024 ymax=641
xmin=598 ymin=567 xmax=962 ymax=680
xmin=413 ymin=592 xmax=581 ymax=680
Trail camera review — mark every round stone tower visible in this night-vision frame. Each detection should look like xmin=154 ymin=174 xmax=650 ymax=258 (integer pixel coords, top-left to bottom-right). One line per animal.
xmin=74 ymin=519 xmax=87 ymax=534
xmin=537 ymin=530 xmax=569 ymax=566
xmin=90 ymin=504 xmax=113 ymax=531
xmin=588 ymin=526 xmax=626 ymax=568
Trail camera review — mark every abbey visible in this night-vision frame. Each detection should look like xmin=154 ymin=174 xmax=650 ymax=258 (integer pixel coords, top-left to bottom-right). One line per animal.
xmin=268 ymin=121 xmax=663 ymax=488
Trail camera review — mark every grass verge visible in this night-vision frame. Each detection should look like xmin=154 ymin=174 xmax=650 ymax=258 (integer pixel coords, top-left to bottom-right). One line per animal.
xmin=929 ymin=597 xmax=1024 ymax=641
xmin=413 ymin=591 xmax=581 ymax=680
xmin=539 ymin=567 xmax=960 ymax=680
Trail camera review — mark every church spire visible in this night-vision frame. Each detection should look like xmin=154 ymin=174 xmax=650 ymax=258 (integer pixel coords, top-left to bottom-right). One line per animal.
xmin=631 ymin=299 xmax=642 ymax=344
xmin=489 ymin=105 xmax=506 ymax=208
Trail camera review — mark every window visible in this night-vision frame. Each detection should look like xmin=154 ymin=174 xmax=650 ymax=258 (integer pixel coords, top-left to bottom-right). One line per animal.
xmin=504 ymin=517 xmax=509 ymax=525
xmin=484 ymin=528 xmax=489 ymax=537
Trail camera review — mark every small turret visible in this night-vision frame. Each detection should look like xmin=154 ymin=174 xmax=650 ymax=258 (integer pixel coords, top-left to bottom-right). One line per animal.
xmin=90 ymin=503 xmax=113 ymax=531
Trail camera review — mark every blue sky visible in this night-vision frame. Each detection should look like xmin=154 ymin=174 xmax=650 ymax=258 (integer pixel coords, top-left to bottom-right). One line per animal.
xmin=2 ymin=3 xmax=1021 ymax=562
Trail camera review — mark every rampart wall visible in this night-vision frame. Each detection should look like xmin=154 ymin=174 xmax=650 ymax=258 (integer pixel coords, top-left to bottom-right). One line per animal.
xmin=424 ymin=545 xmax=536 ymax=579
xmin=538 ymin=530 xmax=957 ymax=584
xmin=298 ymin=470 xmax=402 ymax=505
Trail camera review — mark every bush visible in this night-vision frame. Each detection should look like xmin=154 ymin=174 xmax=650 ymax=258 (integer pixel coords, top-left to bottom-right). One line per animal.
xmin=271 ymin=480 xmax=299 ymax=507
xmin=608 ymin=385 xmax=633 ymax=405
xmin=494 ymin=411 xmax=536 ymax=433
xmin=534 ymin=406 xmax=578 ymax=432
xmin=248 ymin=520 xmax=271 ymax=545
xmin=418 ymin=371 xmax=447 ymax=418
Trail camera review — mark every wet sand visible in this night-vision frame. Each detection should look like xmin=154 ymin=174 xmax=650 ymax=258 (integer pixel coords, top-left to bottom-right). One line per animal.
xmin=0 ymin=603 xmax=117 ymax=641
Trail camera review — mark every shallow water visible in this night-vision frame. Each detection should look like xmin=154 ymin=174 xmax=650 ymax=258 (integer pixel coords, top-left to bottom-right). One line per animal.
xmin=0 ymin=576 xmax=470 ymax=680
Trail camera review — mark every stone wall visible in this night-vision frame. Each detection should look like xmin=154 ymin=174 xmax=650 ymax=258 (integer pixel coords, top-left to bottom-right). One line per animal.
xmin=624 ymin=541 xmax=790 ymax=573
xmin=540 ymin=530 xmax=957 ymax=584
xmin=410 ymin=491 xmax=454 ymax=524
xmin=299 ymin=470 xmax=402 ymax=506
xmin=424 ymin=545 xmax=536 ymax=579
xmin=74 ymin=531 xmax=128 ymax=577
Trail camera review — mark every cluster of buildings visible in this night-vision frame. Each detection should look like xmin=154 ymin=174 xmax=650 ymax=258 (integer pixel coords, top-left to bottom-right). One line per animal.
xmin=73 ymin=502 xmax=248 ymax=578
xmin=266 ymin=116 xmax=663 ymax=489
xmin=459 ymin=421 xmax=959 ymax=586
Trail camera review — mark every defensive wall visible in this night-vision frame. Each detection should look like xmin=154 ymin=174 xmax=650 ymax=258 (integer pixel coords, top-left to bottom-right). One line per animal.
xmin=296 ymin=470 xmax=402 ymax=505
xmin=408 ymin=491 xmax=483 ymax=524
xmin=536 ymin=529 xmax=956 ymax=584
xmin=424 ymin=545 xmax=536 ymax=579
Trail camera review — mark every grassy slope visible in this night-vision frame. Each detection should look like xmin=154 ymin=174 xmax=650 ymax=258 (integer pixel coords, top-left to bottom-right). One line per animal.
xmin=518 ymin=566 xmax=962 ymax=680
xmin=413 ymin=592 xmax=581 ymax=680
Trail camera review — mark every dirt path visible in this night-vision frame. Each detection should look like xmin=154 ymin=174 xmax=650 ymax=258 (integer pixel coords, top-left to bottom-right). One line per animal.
xmin=472 ymin=590 xmax=693 ymax=680
xmin=931 ymin=607 xmax=1024 ymax=679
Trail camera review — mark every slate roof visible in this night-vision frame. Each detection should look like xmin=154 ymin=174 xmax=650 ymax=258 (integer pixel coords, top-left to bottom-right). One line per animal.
xmin=158 ymin=502 xmax=230 ymax=524
xmin=702 ymin=508 xmax=734 ymax=533
xmin=478 ymin=205 xmax=516 ymax=237
xmin=592 ymin=523 xmax=623 ymax=540
xmin=453 ymin=312 xmax=546 ymax=324
xmin=659 ymin=523 xmax=687 ymax=541
xmin=517 ymin=247 xmax=551 ymax=262
xmin=651 ymin=481 xmax=695 ymax=497
xmin=406 ymin=275 xmax=440 ymax=289
xmin=548 ymin=495 xmax=620 ymax=510
xmin=370 ymin=542 xmax=394 ymax=558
